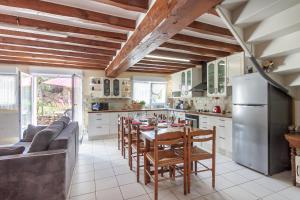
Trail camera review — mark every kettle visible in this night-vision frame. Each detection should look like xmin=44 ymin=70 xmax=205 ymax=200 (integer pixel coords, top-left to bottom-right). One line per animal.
xmin=213 ymin=106 xmax=221 ymax=113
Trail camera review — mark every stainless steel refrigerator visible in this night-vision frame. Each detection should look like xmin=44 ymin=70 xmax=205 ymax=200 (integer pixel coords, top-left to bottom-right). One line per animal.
xmin=232 ymin=73 xmax=291 ymax=175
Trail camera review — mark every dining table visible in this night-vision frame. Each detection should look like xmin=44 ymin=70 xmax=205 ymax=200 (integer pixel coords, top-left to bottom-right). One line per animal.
xmin=140 ymin=125 xmax=201 ymax=184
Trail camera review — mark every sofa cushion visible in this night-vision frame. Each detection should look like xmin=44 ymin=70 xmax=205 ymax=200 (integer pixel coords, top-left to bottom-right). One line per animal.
xmin=21 ymin=125 xmax=47 ymax=142
xmin=28 ymin=121 xmax=65 ymax=153
xmin=57 ymin=116 xmax=70 ymax=128
xmin=0 ymin=146 xmax=25 ymax=156
xmin=14 ymin=141 xmax=32 ymax=153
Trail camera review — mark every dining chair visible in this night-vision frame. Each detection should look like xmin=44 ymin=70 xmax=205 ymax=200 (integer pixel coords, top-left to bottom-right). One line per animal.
xmin=186 ymin=127 xmax=216 ymax=192
xmin=121 ymin=117 xmax=132 ymax=159
xmin=117 ymin=115 xmax=123 ymax=150
xmin=144 ymin=128 xmax=187 ymax=200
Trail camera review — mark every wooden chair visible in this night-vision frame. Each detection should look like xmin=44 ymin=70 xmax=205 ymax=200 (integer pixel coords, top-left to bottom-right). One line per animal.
xmin=144 ymin=128 xmax=187 ymax=200
xmin=121 ymin=117 xmax=132 ymax=159
xmin=186 ymin=127 xmax=216 ymax=193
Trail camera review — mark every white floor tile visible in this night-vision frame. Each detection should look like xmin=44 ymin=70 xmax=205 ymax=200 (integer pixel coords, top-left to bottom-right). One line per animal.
xmin=70 ymin=181 xmax=95 ymax=197
xmin=222 ymin=172 xmax=250 ymax=185
xmin=95 ymin=168 xmax=115 ymax=180
xmin=263 ymin=193 xmax=287 ymax=200
xmin=96 ymin=187 xmax=123 ymax=200
xmin=148 ymin=189 xmax=179 ymax=200
xmin=72 ymin=171 xmax=95 ymax=184
xmin=127 ymin=194 xmax=150 ymax=200
xmin=116 ymin=173 xmax=137 ymax=186
xmin=239 ymin=181 xmax=273 ymax=198
xmin=203 ymin=176 xmax=235 ymax=191
xmin=95 ymin=176 xmax=119 ymax=191
xmin=253 ymin=176 xmax=290 ymax=192
xmin=223 ymin=186 xmax=257 ymax=200
xmin=235 ymin=168 xmax=263 ymax=180
xmin=277 ymin=187 xmax=300 ymax=200
xmin=120 ymin=183 xmax=146 ymax=199
xmin=70 ymin=192 xmax=96 ymax=200
xmin=203 ymin=191 xmax=233 ymax=200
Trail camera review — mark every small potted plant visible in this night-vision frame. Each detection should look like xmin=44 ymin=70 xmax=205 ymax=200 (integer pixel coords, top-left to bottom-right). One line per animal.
xmin=139 ymin=100 xmax=146 ymax=109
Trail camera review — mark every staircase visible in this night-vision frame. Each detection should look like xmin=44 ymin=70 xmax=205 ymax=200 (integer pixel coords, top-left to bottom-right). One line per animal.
xmin=216 ymin=0 xmax=300 ymax=93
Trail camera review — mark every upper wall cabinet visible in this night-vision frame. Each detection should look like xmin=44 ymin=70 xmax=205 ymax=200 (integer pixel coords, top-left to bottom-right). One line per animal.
xmin=207 ymin=52 xmax=244 ymax=97
xmin=90 ymin=77 xmax=131 ymax=98
xmin=207 ymin=58 xmax=227 ymax=97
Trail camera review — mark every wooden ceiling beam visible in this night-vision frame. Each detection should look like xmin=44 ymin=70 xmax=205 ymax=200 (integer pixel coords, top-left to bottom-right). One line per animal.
xmin=186 ymin=21 xmax=234 ymax=39
xmin=0 ymin=29 xmax=121 ymax=50
xmin=133 ymin=65 xmax=178 ymax=71
xmin=150 ymin=50 xmax=215 ymax=62
xmin=159 ymin=42 xmax=230 ymax=58
xmin=171 ymin=34 xmax=242 ymax=52
xmin=128 ymin=68 xmax=172 ymax=74
xmin=0 ymin=58 xmax=106 ymax=70
xmin=0 ymin=0 xmax=136 ymax=31
xmin=142 ymin=57 xmax=196 ymax=65
xmin=134 ymin=64 xmax=187 ymax=70
xmin=0 ymin=14 xmax=127 ymax=43
xmin=0 ymin=50 xmax=109 ymax=65
xmin=105 ymin=0 xmax=221 ymax=77
xmin=93 ymin=0 xmax=149 ymax=12
xmin=138 ymin=60 xmax=194 ymax=68
xmin=0 ymin=44 xmax=113 ymax=61
xmin=0 ymin=37 xmax=116 ymax=55
xmin=207 ymin=9 xmax=219 ymax=16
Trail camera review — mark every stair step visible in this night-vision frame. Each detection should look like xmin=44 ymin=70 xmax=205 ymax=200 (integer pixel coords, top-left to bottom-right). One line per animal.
xmin=233 ymin=0 xmax=299 ymax=27
xmin=245 ymin=3 xmax=300 ymax=43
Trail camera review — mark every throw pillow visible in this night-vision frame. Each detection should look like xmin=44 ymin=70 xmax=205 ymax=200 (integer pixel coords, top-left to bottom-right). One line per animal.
xmin=0 ymin=146 xmax=25 ymax=156
xmin=58 ymin=116 xmax=71 ymax=128
xmin=21 ymin=125 xmax=47 ymax=142
xmin=28 ymin=121 xmax=65 ymax=153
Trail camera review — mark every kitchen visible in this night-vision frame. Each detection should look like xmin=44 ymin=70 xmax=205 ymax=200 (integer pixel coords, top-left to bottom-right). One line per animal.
xmin=0 ymin=0 xmax=300 ymax=200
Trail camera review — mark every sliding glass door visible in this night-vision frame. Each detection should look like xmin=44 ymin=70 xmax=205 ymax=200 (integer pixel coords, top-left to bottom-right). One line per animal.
xmin=19 ymin=72 xmax=33 ymax=138
xmin=72 ymin=74 xmax=83 ymax=141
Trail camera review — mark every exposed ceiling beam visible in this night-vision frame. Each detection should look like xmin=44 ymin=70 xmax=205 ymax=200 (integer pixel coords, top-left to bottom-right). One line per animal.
xmin=0 ymin=0 xmax=136 ymax=31
xmin=0 ymin=29 xmax=121 ymax=50
xmin=159 ymin=42 xmax=229 ymax=58
xmin=105 ymin=0 xmax=221 ymax=77
xmin=132 ymin=65 xmax=178 ymax=71
xmin=142 ymin=57 xmax=196 ymax=65
xmin=0 ymin=44 xmax=113 ymax=61
xmin=0 ymin=37 xmax=116 ymax=55
xmin=186 ymin=21 xmax=234 ymax=39
xmin=0 ymin=50 xmax=109 ymax=65
xmin=128 ymin=68 xmax=173 ymax=74
xmin=0 ymin=14 xmax=127 ymax=43
xmin=0 ymin=58 xmax=106 ymax=70
xmin=171 ymin=34 xmax=242 ymax=53
xmin=150 ymin=50 xmax=215 ymax=62
xmin=134 ymin=65 xmax=187 ymax=70
xmin=207 ymin=9 xmax=219 ymax=16
xmin=93 ymin=0 xmax=149 ymax=12
xmin=138 ymin=60 xmax=194 ymax=68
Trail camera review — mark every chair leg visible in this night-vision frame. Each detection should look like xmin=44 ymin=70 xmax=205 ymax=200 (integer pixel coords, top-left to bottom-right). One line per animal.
xmin=144 ymin=153 xmax=148 ymax=185
xmin=212 ymin=158 xmax=216 ymax=188
xmin=161 ymin=167 xmax=164 ymax=177
xmin=188 ymin=160 xmax=191 ymax=193
xmin=137 ymin=152 xmax=140 ymax=182
xmin=129 ymin=146 xmax=132 ymax=170
xmin=172 ymin=165 xmax=175 ymax=180
xmin=195 ymin=161 xmax=198 ymax=175
xmin=183 ymin=163 xmax=187 ymax=195
xmin=118 ymin=132 xmax=120 ymax=150
xmin=154 ymin=164 xmax=158 ymax=200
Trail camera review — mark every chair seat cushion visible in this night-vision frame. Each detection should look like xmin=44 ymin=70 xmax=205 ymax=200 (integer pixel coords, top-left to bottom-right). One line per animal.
xmin=146 ymin=150 xmax=184 ymax=167
xmin=176 ymin=146 xmax=212 ymax=160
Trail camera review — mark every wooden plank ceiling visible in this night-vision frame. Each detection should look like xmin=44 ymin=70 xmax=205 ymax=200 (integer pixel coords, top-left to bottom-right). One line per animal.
xmin=0 ymin=0 xmax=241 ymax=74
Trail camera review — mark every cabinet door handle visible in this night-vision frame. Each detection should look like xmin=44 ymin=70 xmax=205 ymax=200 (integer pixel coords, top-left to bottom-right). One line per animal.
xmin=219 ymin=137 xmax=225 ymax=140
xmin=96 ymin=119 xmax=102 ymax=121
xmin=297 ymin=166 xmax=299 ymax=176
xmin=219 ymin=125 xmax=225 ymax=128
xmin=96 ymin=126 xmax=102 ymax=129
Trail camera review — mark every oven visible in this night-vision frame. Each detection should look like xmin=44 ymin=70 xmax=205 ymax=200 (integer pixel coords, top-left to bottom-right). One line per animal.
xmin=185 ymin=114 xmax=199 ymax=128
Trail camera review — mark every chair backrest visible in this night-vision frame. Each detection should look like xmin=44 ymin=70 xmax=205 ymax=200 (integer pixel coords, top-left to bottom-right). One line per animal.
xmin=187 ymin=126 xmax=216 ymax=153
xmin=154 ymin=128 xmax=186 ymax=146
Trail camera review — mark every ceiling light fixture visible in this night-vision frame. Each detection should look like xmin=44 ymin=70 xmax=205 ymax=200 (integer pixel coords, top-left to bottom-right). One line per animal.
xmin=145 ymin=55 xmax=190 ymax=62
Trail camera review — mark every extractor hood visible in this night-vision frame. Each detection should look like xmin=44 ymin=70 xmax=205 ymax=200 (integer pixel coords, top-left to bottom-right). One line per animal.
xmin=190 ymin=62 xmax=207 ymax=92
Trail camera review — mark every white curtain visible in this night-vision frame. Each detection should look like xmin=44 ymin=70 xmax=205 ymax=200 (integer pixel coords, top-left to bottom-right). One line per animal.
xmin=0 ymin=75 xmax=17 ymax=110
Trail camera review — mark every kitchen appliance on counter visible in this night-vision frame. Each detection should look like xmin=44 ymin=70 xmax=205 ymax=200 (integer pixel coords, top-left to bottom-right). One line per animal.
xmin=91 ymin=102 xmax=109 ymax=111
xmin=232 ymin=73 xmax=291 ymax=175
xmin=213 ymin=106 xmax=221 ymax=113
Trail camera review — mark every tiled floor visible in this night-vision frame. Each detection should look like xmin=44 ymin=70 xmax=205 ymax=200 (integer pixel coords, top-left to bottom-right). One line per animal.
xmin=69 ymin=138 xmax=300 ymax=200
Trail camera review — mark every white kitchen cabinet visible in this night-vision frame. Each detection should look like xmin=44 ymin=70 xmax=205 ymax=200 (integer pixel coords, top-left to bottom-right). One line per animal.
xmin=88 ymin=113 xmax=110 ymax=139
xmin=109 ymin=112 xmax=128 ymax=135
xmin=225 ymin=118 xmax=233 ymax=155
xmin=227 ymin=52 xmax=244 ymax=86
xmin=296 ymin=156 xmax=300 ymax=184
xmin=207 ymin=58 xmax=227 ymax=97
xmin=174 ymin=111 xmax=185 ymax=121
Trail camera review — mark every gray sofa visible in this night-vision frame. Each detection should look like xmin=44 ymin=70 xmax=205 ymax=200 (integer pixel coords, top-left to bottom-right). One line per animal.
xmin=0 ymin=122 xmax=79 ymax=200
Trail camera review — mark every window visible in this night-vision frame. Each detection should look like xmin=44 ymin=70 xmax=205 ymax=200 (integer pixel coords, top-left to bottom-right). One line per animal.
xmin=0 ymin=75 xmax=17 ymax=110
xmin=133 ymin=81 xmax=167 ymax=108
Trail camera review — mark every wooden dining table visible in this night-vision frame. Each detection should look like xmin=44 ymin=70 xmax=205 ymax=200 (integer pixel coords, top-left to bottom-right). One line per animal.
xmin=140 ymin=126 xmax=201 ymax=184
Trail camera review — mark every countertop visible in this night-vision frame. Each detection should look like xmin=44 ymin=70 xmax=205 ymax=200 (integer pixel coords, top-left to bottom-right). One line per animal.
xmin=88 ymin=108 xmax=232 ymax=118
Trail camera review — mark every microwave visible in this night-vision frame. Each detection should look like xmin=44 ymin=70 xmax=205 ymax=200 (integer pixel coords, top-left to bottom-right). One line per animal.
xmin=91 ymin=102 xmax=109 ymax=111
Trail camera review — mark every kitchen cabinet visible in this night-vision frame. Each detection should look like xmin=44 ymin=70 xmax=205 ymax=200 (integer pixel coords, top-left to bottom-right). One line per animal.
xmin=227 ymin=52 xmax=244 ymax=86
xmin=171 ymin=68 xmax=202 ymax=97
xmin=89 ymin=77 xmax=131 ymax=98
xmin=198 ymin=115 xmax=232 ymax=156
xmin=207 ymin=58 xmax=227 ymax=97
